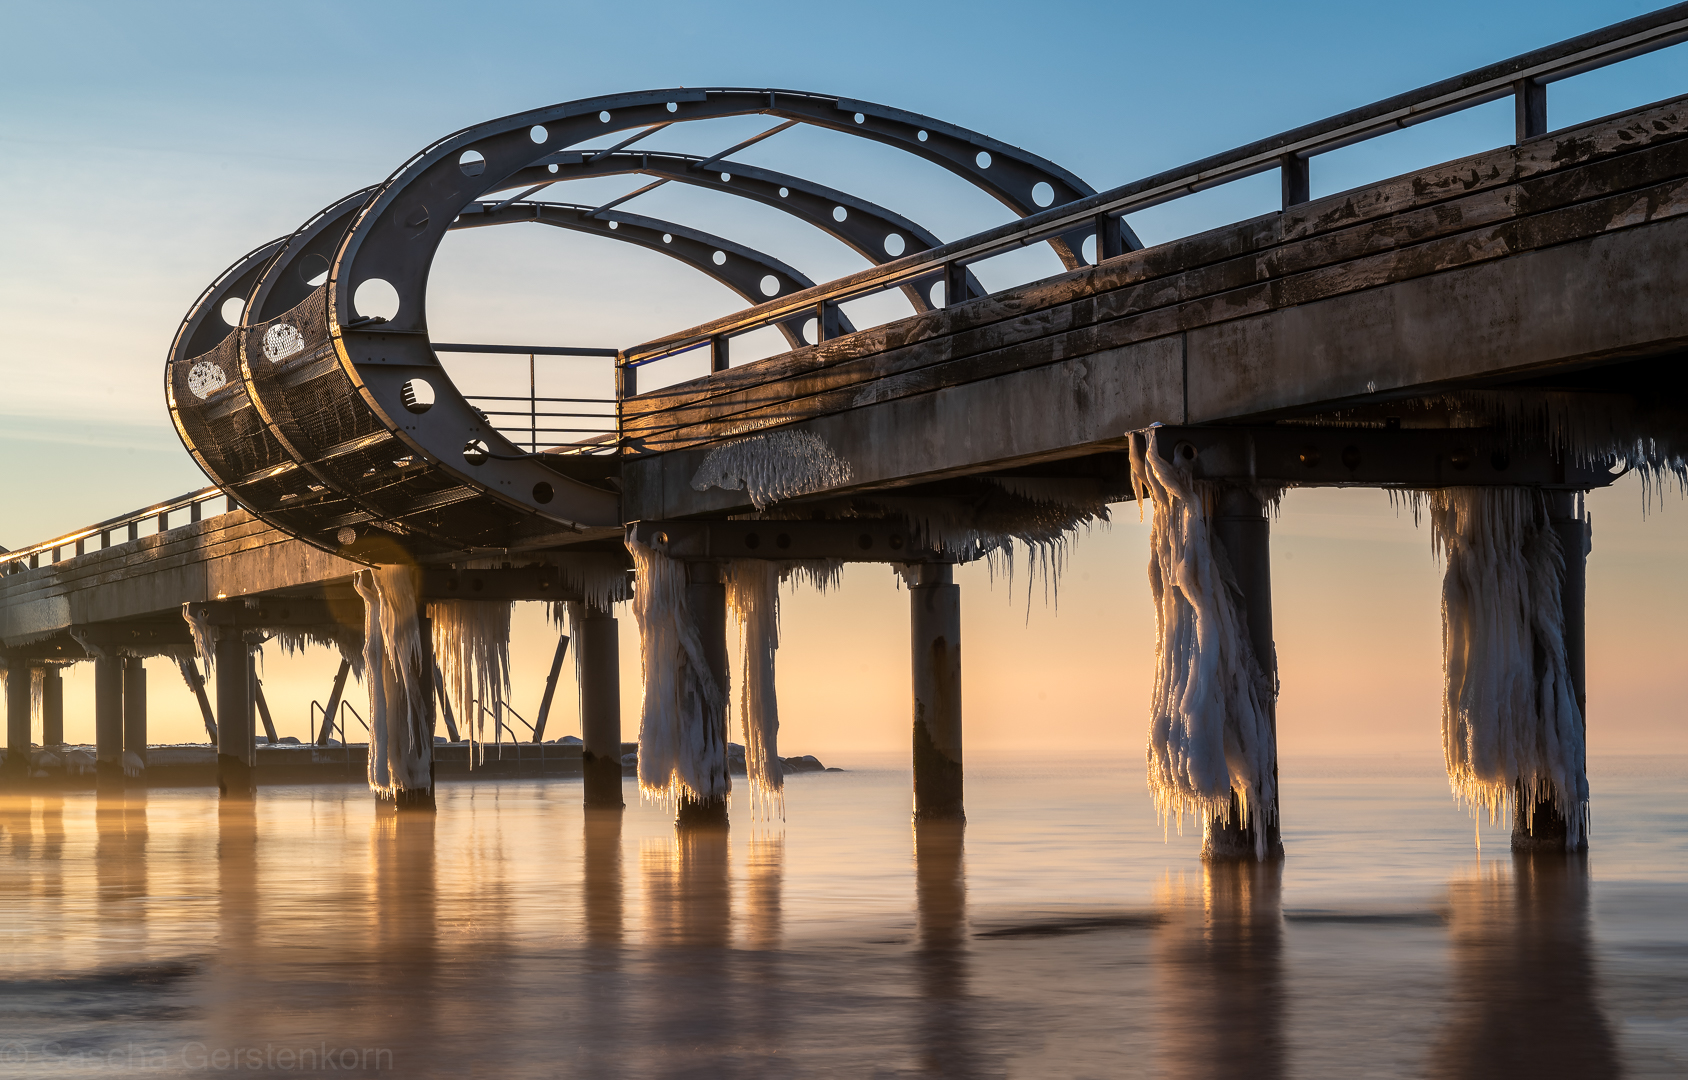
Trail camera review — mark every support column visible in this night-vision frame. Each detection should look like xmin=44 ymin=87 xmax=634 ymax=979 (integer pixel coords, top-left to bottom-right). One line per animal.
xmin=1207 ymin=487 xmax=1284 ymax=860
xmin=94 ymin=653 xmax=125 ymax=794
xmin=385 ymin=613 xmax=436 ymax=813
xmin=1516 ymin=491 xmax=1589 ymax=853
xmin=677 ymin=563 xmax=729 ymax=828
xmin=911 ymin=562 xmax=963 ymax=821
xmin=2 ymin=660 xmax=29 ymax=783
xmin=123 ymin=657 xmax=147 ymax=772
xmin=42 ymin=667 xmax=63 ymax=747
xmin=580 ymin=605 xmax=624 ymax=810
xmin=215 ymin=630 xmax=254 ymax=799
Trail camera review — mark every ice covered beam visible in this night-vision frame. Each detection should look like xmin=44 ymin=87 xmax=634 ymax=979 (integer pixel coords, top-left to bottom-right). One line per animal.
xmin=1148 ymin=426 xmax=1623 ymax=489
xmin=628 ymin=520 xmax=948 ymax=563
xmin=677 ymin=562 xmax=730 ymax=829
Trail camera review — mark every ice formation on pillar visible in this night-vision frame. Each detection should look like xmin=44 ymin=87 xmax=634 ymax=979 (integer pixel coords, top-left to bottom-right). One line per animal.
xmin=1421 ymin=487 xmax=1589 ymax=849
xmin=689 ymin=429 xmax=853 ymax=509
xmin=627 ymin=536 xmax=729 ymax=806
xmin=725 ymin=559 xmax=784 ymax=819
xmin=1128 ymin=430 xmax=1279 ymax=860
xmin=29 ymin=668 xmax=43 ymax=731
xmin=428 ymin=599 xmax=511 ymax=764
xmin=353 ymin=566 xmax=433 ymax=797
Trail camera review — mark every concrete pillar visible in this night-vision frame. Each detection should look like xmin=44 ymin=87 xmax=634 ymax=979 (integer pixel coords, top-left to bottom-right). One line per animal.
xmin=215 ymin=630 xmax=254 ymax=799
xmin=123 ymin=657 xmax=147 ymax=770
xmin=2 ymin=660 xmax=30 ymax=783
xmin=911 ymin=563 xmax=963 ymax=820
xmin=94 ymin=653 xmax=125 ymax=794
xmin=42 ymin=668 xmax=63 ymax=746
xmin=677 ymin=563 xmax=729 ymax=828
xmin=580 ymin=605 xmax=624 ymax=810
xmin=1207 ymin=487 xmax=1284 ymax=860
xmin=1515 ymin=491 xmax=1590 ymax=853
xmin=394 ymin=614 xmax=438 ymax=812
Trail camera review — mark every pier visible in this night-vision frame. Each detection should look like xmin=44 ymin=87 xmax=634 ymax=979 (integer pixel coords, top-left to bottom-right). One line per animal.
xmin=5 ymin=6 xmax=1688 ymax=856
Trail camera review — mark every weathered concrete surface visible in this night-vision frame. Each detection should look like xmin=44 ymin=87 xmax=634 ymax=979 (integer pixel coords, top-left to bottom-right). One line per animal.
xmin=622 ymin=94 xmax=1688 ymax=520
xmin=0 ymin=509 xmax=359 ymax=647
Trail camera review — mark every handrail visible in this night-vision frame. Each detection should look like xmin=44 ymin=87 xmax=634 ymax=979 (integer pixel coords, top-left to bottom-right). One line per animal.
xmin=619 ymin=3 xmax=1688 ymax=368
xmin=4 ymin=486 xmax=231 ymax=570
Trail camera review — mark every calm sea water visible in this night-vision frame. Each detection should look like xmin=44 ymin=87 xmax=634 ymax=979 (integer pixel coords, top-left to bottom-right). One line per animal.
xmin=1 ymin=754 xmax=1684 ymax=1079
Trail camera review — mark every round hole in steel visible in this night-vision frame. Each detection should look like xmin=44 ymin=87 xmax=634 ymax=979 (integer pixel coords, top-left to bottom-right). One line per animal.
xmin=1032 ymin=181 xmax=1055 ymax=207
xmin=712 ymin=250 xmax=726 ymax=266
xmin=608 ymin=220 xmax=618 ymax=230
xmin=917 ymin=129 xmax=928 ymax=142
xmin=1450 ymin=446 xmax=1474 ymax=470
xmin=1298 ymin=446 xmax=1321 ymax=468
xmin=760 ymin=275 xmax=780 ymax=297
xmin=219 ymin=297 xmax=245 ymax=326
xmin=548 ymin=163 xmax=559 ymax=174
xmin=666 ymin=101 xmax=678 ymax=113
xmin=975 ymin=150 xmax=992 ymax=169
xmin=744 ymin=533 xmax=761 ymax=549
xmin=1341 ymin=445 xmax=1362 ymax=470
xmin=458 ymin=150 xmax=486 ymax=177
xmin=778 ymin=186 xmax=789 ymax=198
xmin=720 ymin=171 xmax=731 ymax=182
xmin=853 ymin=112 xmax=865 ymax=124
xmin=889 ymin=534 xmax=905 ymax=550
xmin=832 ymin=205 xmax=848 ymax=222
xmin=776 ymin=532 xmax=792 ymax=549
xmin=471 ymin=577 xmax=484 ymax=591
xmin=529 ymin=125 xmax=548 ymax=144
xmin=857 ymin=533 xmax=873 ymax=550
xmin=884 ymin=232 xmax=905 ymax=257
xmin=353 ymin=278 xmax=400 ymax=321
xmin=463 ymin=438 xmax=490 ymax=465
xmin=598 ymin=110 xmax=611 ymax=123
xmin=662 ymin=233 xmax=672 ymax=244
xmin=298 ymin=253 xmax=330 ymax=287
xmin=532 ymin=481 xmax=554 ymax=504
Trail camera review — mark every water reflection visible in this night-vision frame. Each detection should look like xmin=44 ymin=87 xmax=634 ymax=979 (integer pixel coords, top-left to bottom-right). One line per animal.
xmin=1429 ymin=854 xmax=1622 ymax=1079
xmin=1154 ymin=861 xmax=1286 ymax=1080
xmin=914 ymin=819 xmax=976 ymax=1078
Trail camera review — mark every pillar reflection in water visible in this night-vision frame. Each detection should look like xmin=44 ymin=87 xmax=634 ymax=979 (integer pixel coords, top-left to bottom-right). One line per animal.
xmin=96 ymin=787 xmax=149 ymax=960
xmin=1429 ymin=855 xmax=1620 ymax=1079
xmin=581 ymin=809 xmax=624 ymax=1078
xmin=914 ymin=819 xmax=976 ymax=1078
xmin=640 ymin=827 xmax=733 ymax=1066
xmin=369 ymin=810 xmax=440 ymax=1052
xmin=1153 ymin=861 xmax=1286 ymax=1080
xmin=209 ymin=800 xmax=261 ymax=1052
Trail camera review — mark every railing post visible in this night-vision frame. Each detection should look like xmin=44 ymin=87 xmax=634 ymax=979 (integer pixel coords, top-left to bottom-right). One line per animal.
xmin=711 ymin=333 xmax=730 ymax=372
xmin=1515 ymin=78 xmax=1548 ymax=142
xmin=943 ymin=261 xmax=969 ymax=308
xmin=1094 ymin=212 xmax=1125 ymax=263
xmin=814 ymin=301 xmax=840 ymax=343
xmin=128 ymin=522 xmax=139 ymax=542
xmin=1280 ymin=153 xmax=1310 ymax=209
xmin=190 ymin=500 xmax=202 ymax=524
xmin=615 ymin=353 xmax=636 ymax=401
xmin=156 ymin=511 xmax=168 ymax=532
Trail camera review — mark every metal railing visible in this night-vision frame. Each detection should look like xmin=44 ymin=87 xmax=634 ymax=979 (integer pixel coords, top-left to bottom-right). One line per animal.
xmin=436 ymin=343 xmax=619 ymax=454
xmin=4 ymin=486 xmax=233 ymax=574
xmin=615 ymin=4 xmax=1688 ymax=379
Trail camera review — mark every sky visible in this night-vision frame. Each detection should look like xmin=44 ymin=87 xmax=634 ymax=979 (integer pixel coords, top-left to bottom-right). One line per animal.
xmin=1 ymin=0 xmax=1685 ymax=761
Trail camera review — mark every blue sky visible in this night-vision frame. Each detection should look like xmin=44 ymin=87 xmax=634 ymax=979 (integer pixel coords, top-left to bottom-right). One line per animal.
xmin=2 ymin=1 xmax=1684 ymax=756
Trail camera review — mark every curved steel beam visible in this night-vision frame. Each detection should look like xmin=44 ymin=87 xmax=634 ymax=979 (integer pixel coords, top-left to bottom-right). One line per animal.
xmin=495 ymin=149 xmax=984 ymax=310
xmin=322 ymin=88 xmax=1101 ymax=536
xmin=455 ymin=200 xmax=851 ymax=345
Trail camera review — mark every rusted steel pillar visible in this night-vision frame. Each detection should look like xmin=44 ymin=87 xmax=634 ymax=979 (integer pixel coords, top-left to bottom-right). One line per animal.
xmin=677 ymin=563 xmax=729 ymax=829
xmin=94 ymin=653 xmax=125 ymax=793
xmin=1207 ymin=487 xmax=1284 ymax=860
xmin=123 ymin=657 xmax=147 ymax=772
xmin=215 ymin=630 xmax=254 ymax=799
xmin=911 ymin=562 xmax=963 ymax=821
xmin=42 ymin=668 xmax=63 ymax=747
xmin=2 ymin=660 xmax=30 ymax=782
xmin=580 ymin=605 xmax=625 ymax=810
xmin=1515 ymin=491 xmax=1590 ymax=853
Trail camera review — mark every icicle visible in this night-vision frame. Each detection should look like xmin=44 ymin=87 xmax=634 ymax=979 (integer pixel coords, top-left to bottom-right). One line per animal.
xmin=1424 ymin=487 xmax=1589 ymax=849
xmin=725 ymin=559 xmax=784 ymax=821
xmin=30 ymin=668 xmax=43 ymax=732
xmin=1128 ymin=430 xmax=1279 ymax=861
xmin=183 ymin=601 xmax=216 ymax=674
xmin=626 ymin=535 xmax=729 ymax=807
xmin=270 ymin=625 xmax=364 ymax=680
xmin=427 ymin=599 xmax=511 ymax=767
xmin=353 ymin=566 xmax=432 ymax=798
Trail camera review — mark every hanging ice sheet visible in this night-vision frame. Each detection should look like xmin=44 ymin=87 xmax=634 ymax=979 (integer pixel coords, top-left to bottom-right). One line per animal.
xmin=1128 ymin=430 xmax=1279 ymax=860
xmin=1420 ymin=486 xmax=1588 ymax=849
xmin=353 ymin=566 xmax=433 ymax=797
